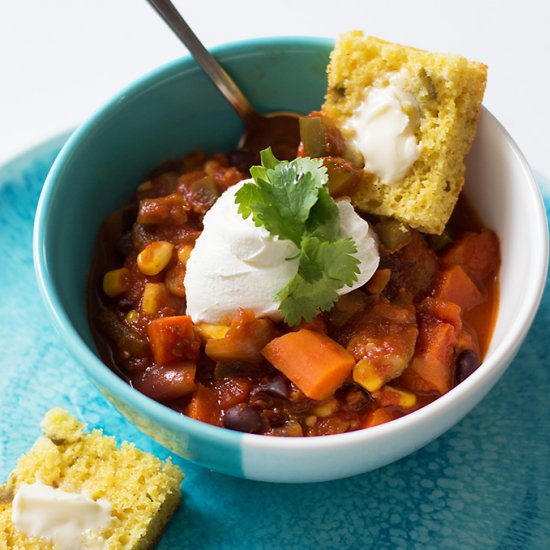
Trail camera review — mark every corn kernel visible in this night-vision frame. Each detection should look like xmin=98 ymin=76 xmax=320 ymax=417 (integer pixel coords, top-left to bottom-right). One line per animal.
xmin=137 ymin=241 xmax=174 ymax=276
xmin=194 ymin=323 xmax=229 ymax=341
xmin=125 ymin=309 xmax=139 ymax=324
xmin=102 ymin=268 xmax=130 ymax=297
xmin=141 ymin=283 xmax=168 ymax=315
xmin=353 ymin=359 xmax=385 ymax=392
xmin=177 ymin=244 xmax=193 ymax=266
xmin=384 ymin=385 xmax=417 ymax=409
xmin=312 ymin=398 xmax=339 ymax=418
xmin=137 ymin=180 xmax=153 ymax=191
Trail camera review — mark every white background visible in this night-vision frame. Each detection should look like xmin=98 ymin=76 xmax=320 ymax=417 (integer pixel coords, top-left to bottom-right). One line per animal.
xmin=1 ymin=0 xmax=549 ymax=178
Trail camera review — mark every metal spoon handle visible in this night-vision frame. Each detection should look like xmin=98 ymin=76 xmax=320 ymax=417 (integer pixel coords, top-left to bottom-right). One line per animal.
xmin=146 ymin=0 xmax=256 ymax=121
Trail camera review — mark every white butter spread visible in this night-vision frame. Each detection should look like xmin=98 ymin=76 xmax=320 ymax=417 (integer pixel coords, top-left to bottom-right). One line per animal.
xmin=12 ymin=481 xmax=112 ymax=550
xmin=184 ymin=180 xmax=379 ymax=324
xmin=344 ymin=75 xmax=421 ymax=184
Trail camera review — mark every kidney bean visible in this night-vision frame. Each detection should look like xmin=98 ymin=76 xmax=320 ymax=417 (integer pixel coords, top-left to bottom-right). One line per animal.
xmin=133 ymin=363 xmax=196 ymax=402
xmin=455 ymin=349 xmax=480 ymax=383
xmin=223 ymin=404 xmax=262 ymax=434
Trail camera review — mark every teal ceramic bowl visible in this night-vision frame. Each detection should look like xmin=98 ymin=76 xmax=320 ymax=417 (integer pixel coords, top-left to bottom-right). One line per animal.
xmin=34 ymin=37 xmax=548 ymax=483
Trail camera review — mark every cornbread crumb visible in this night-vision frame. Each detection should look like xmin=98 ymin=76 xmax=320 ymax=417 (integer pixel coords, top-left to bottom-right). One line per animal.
xmin=323 ymin=31 xmax=487 ymax=234
xmin=0 ymin=408 xmax=183 ymax=549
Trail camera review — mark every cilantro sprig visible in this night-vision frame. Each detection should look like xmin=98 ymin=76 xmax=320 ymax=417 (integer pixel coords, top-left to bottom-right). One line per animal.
xmin=235 ymin=148 xmax=360 ymax=326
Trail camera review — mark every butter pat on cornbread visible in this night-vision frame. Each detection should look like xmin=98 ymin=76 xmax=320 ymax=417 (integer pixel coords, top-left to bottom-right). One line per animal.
xmin=0 ymin=408 xmax=183 ymax=549
xmin=323 ymin=31 xmax=487 ymax=234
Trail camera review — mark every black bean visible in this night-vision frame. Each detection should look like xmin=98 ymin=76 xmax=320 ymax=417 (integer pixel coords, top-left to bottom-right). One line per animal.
xmin=252 ymin=378 xmax=290 ymax=400
xmin=344 ymin=386 xmax=372 ymax=412
xmin=121 ymin=205 xmax=139 ymax=231
xmin=223 ymin=404 xmax=262 ymax=434
xmin=115 ymin=231 xmax=134 ymax=258
xmin=455 ymin=349 xmax=480 ymax=383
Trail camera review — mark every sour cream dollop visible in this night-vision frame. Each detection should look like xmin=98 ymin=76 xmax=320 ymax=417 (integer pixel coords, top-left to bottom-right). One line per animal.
xmin=12 ymin=481 xmax=112 ymax=550
xmin=344 ymin=73 xmax=421 ymax=185
xmin=184 ymin=180 xmax=379 ymax=324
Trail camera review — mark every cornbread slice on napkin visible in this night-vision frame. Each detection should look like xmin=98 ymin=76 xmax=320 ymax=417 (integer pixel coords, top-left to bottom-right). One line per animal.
xmin=0 ymin=408 xmax=183 ymax=549
xmin=323 ymin=31 xmax=487 ymax=234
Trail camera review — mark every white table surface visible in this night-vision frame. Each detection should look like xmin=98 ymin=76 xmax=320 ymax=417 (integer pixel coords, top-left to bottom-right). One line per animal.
xmin=1 ymin=0 xmax=549 ymax=178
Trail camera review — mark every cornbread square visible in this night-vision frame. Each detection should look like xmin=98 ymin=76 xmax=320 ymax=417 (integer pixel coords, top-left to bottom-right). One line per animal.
xmin=323 ymin=31 xmax=487 ymax=234
xmin=0 ymin=408 xmax=183 ymax=549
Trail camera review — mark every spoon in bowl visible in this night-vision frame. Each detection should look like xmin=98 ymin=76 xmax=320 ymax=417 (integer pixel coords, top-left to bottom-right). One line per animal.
xmin=146 ymin=0 xmax=301 ymax=160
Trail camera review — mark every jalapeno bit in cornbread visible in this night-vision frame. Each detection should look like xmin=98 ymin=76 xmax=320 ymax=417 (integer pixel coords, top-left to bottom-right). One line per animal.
xmin=323 ymin=31 xmax=487 ymax=235
xmin=0 ymin=408 xmax=183 ymax=549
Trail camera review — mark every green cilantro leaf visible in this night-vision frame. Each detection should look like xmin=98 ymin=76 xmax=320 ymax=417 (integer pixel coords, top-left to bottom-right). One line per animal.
xmin=237 ymin=157 xmax=323 ymax=246
xmin=306 ymin=187 xmax=340 ymax=242
xmin=235 ymin=148 xmax=360 ymax=326
xmin=301 ymin=236 xmax=360 ymax=287
xmin=276 ymin=273 xmax=340 ymax=326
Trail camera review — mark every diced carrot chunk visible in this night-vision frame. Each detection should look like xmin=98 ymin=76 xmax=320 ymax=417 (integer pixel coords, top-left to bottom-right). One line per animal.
xmin=186 ymin=383 xmax=222 ymax=426
xmin=364 ymin=408 xmax=394 ymax=428
xmin=261 ymin=329 xmax=355 ymax=400
xmin=216 ymin=378 xmax=252 ymax=409
xmin=441 ymin=230 xmax=500 ymax=283
xmin=434 ymin=265 xmax=485 ymax=311
xmin=419 ymin=297 xmax=462 ymax=333
xmin=401 ymin=321 xmax=457 ymax=394
xmin=147 ymin=315 xmax=201 ymax=366
xmin=397 ymin=368 xmax=435 ymax=395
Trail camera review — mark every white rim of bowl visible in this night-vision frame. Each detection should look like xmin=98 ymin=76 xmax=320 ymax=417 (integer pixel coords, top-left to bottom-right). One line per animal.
xmin=33 ymin=38 xmax=549 ymax=454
